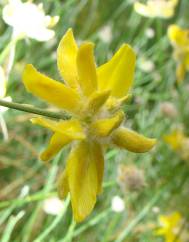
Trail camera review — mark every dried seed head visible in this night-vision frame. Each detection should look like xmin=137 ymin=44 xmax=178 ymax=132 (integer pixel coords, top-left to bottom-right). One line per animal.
xmin=160 ymin=102 xmax=178 ymax=118
xmin=117 ymin=164 xmax=145 ymax=192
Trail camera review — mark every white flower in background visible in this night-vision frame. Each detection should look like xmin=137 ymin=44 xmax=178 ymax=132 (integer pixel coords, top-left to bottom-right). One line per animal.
xmin=145 ymin=28 xmax=155 ymax=39
xmin=138 ymin=57 xmax=155 ymax=73
xmin=152 ymin=206 xmax=160 ymax=214
xmin=0 ymin=66 xmax=12 ymax=113
xmin=0 ymin=66 xmax=11 ymax=141
xmin=2 ymin=0 xmax=59 ymax=41
xmin=43 ymin=196 xmax=64 ymax=215
xmin=0 ymin=66 xmax=6 ymax=99
xmin=20 ymin=185 xmax=30 ymax=198
xmin=134 ymin=0 xmax=178 ymax=19
xmin=98 ymin=25 xmax=112 ymax=43
xmin=111 ymin=196 xmax=125 ymax=213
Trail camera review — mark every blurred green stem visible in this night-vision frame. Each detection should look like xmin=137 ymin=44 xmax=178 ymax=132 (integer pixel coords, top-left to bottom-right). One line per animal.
xmin=61 ymin=217 xmax=76 ymax=242
xmin=0 ymin=99 xmax=70 ymax=120
xmin=72 ymin=209 xmax=111 ymax=239
xmin=34 ymin=196 xmax=70 ymax=242
xmin=115 ymin=189 xmax=163 ymax=242
xmin=156 ymin=19 xmax=162 ymax=41
xmin=0 ymin=36 xmax=20 ymax=65
xmin=1 ymin=210 xmax=25 ymax=242
xmin=0 ymin=191 xmax=56 ymax=209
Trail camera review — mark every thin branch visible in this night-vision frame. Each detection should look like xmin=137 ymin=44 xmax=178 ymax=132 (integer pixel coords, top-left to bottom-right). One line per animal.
xmin=0 ymin=99 xmax=70 ymax=120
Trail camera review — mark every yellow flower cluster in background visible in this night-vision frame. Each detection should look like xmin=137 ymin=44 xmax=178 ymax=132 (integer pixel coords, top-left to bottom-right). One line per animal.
xmin=22 ymin=29 xmax=156 ymax=222
xmin=134 ymin=0 xmax=178 ymax=19
xmin=168 ymin=25 xmax=189 ymax=83
xmin=164 ymin=130 xmax=189 ymax=161
xmin=156 ymin=212 xmax=183 ymax=242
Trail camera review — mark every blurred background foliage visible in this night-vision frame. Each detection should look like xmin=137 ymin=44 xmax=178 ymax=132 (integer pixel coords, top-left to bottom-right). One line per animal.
xmin=0 ymin=0 xmax=189 ymax=241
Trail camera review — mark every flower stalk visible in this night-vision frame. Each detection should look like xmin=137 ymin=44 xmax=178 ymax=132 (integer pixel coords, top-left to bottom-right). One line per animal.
xmin=0 ymin=99 xmax=70 ymax=120
xmin=0 ymin=37 xmax=20 ymax=65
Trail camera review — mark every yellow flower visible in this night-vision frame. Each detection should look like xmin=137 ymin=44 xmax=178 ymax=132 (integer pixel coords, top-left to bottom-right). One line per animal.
xmin=168 ymin=25 xmax=189 ymax=83
xmin=164 ymin=130 xmax=185 ymax=151
xmin=134 ymin=0 xmax=178 ymax=18
xmin=2 ymin=0 xmax=59 ymax=41
xmin=156 ymin=212 xmax=183 ymax=242
xmin=22 ymin=28 xmax=156 ymax=222
xmin=164 ymin=130 xmax=189 ymax=161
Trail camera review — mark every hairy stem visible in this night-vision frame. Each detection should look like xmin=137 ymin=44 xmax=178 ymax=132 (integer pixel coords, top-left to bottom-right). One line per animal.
xmin=0 ymin=99 xmax=70 ymax=120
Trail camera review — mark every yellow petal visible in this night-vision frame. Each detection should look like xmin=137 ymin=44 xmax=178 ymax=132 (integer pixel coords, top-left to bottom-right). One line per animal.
xmin=87 ymin=89 xmax=110 ymax=114
xmin=162 ymin=9 xmax=175 ymax=19
xmin=47 ymin=16 xmax=59 ymax=28
xmin=164 ymin=130 xmax=185 ymax=150
xmin=57 ymin=170 xmax=69 ymax=199
xmin=40 ymin=132 xmax=72 ymax=161
xmin=23 ymin=64 xmax=82 ymax=114
xmin=155 ymin=228 xmax=166 ymax=236
xmin=97 ymin=44 xmax=136 ymax=98
xmin=67 ymin=141 xmax=102 ymax=222
xmin=92 ymin=141 xmax=104 ymax=194
xmin=91 ymin=111 xmax=124 ymax=137
xmin=106 ymin=94 xmax=132 ymax=111
xmin=112 ymin=127 xmax=156 ymax=153
xmin=184 ymin=53 xmax=189 ymax=69
xmin=168 ymin=25 xmax=189 ymax=47
xmin=171 ymin=0 xmax=179 ymax=7
xmin=57 ymin=29 xmax=78 ymax=88
xmin=134 ymin=1 xmax=177 ymax=18
xmin=176 ymin=63 xmax=186 ymax=83
xmin=77 ymin=42 xmax=97 ymax=96
xmin=134 ymin=2 xmax=153 ymax=17
xmin=167 ymin=212 xmax=182 ymax=227
xmin=31 ymin=117 xmax=85 ymax=140
xmin=156 ymin=212 xmax=182 ymax=238
xmin=159 ymin=215 xmax=170 ymax=228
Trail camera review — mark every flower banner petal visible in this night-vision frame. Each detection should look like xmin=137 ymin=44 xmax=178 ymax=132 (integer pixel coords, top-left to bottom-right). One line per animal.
xmin=57 ymin=29 xmax=78 ymax=88
xmin=67 ymin=141 xmax=99 ymax=222
xmin=87 ymin=90 xmax=110 ymax=114
xmin=77 ymin=42 xmax=97 ymax=96
xmin=23 ymin=64 xmax=82 ymax=114
xmin=91 ymin=141 xmax=104 ymax=194
xmin=31 ymin=117 xmax=85 ymax=140
xmin=91 ymin=111 xmax=124 ymax=137
xmin=97 ymin=44 xmax=136 ymax=98
xmin=112 ymin=127 xmax=156 ymax=153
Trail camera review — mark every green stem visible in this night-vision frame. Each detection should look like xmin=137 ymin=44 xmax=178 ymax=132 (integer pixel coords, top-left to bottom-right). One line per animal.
xmin=0 ymin=191 xmax=56 ymax=209
xmin=0 ymin=99 xmax=70 ymax=120
xmin=0 ymin=37 xmax=20 ymax=65
xmin=115 ymin=189 xmax=163 ymax=242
